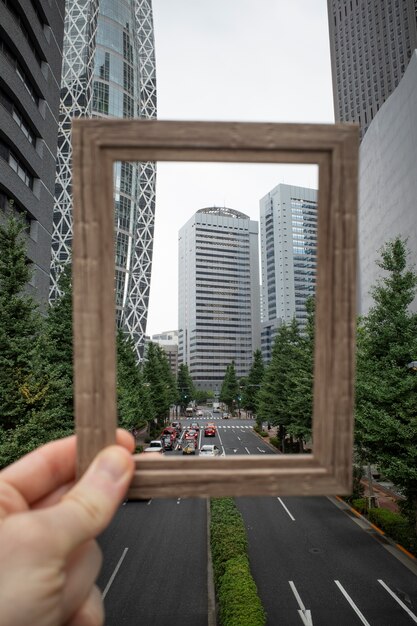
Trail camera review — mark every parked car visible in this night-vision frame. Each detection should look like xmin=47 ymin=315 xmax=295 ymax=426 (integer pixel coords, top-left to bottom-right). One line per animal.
xmin=199 ymin=444 xmax=221 ymax=457
xmin=182 ymin=441 xmax=196 ymax=455
xmin=204 ymin=423 xmax=216 ymax=437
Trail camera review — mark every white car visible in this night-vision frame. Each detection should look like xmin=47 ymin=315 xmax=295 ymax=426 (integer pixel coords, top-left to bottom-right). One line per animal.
xmin=196 ymin=409 xmax=203 ymax=417
xmin=143 ymin=440 xmax=164 ymax=454
xmin=199 ymin=444 xmax=221 ymax=456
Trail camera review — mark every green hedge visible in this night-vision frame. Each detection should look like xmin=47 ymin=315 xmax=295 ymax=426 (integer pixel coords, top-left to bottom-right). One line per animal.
xmin=219 ymin=556 xmax=266 ymax=626
xmin=368 ymin=508 xmax=417 ymax=555
xmin=269 ymin=436 xmax=280 ymax=449
xmin=350 ymin=499 xmax=417 ymax=556
xmin=210 ymin=498 xmax=266 ymax=626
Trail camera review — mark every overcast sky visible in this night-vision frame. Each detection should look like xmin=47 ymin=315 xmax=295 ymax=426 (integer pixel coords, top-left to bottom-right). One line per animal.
xmin=146 ymin=0 xmax=334 ymax=337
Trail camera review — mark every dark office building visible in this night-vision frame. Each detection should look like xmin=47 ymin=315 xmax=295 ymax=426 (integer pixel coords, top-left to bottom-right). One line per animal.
xmin=327 ymin=0 xmax=417 ymax=138
xmin=0 ymin=0 xmax=65 ymax=310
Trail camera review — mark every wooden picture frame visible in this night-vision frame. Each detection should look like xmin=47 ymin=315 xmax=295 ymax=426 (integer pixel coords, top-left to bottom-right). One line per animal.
xmin=72 ymin=119 xmax=358 ymax=499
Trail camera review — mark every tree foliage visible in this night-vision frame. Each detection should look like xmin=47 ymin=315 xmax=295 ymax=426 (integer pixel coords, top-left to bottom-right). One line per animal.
xmin=0 ymin=215 xmax=41 ymax=431
xmin=177 ymin=363 xmax=195 ymax=413
xmin=256 ymin=304 xmax=314 ymax=450
xmin=241 ymin=350 xmax=264 ymax=416
xmin=355 ymin=237 xmax=417 ymax=528
xmin=219 ymin=362 xmax=239 ymax=414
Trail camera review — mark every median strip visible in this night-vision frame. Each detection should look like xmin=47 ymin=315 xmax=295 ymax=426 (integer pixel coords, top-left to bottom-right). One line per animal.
xmin=210 ymin=498 xmax=266 ymax=626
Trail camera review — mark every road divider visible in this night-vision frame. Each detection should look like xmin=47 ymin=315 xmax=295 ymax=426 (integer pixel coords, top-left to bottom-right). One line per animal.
xmin=210 ymin=498 xmax=266 ymax=626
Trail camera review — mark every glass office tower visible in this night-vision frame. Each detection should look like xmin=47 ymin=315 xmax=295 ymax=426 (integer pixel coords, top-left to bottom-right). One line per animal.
xmin=178 ymin=207 xmax=261 ymax=394
xmin=51 ymin=0 xmax=157 ymax=359
xmin=259 ymin=184 xmax=317 ymax=361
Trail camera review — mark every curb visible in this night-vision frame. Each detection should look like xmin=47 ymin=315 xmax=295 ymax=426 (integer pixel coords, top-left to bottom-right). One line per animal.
xmin=253 ymin=429 xmax=280 ymax=453
xmin=332 ymin=496 xmax=417 ymax=570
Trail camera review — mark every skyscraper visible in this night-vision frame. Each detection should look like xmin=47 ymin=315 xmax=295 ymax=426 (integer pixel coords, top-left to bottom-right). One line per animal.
xmin=327 ymin=0 xmax=417 ymax=137
xmin=0 ymin=0 xmax=65 ymax=310
xmin=51 ymin=0 xmax=157 ymax=358
xmin=358 ymin=50 xmax=417 ymax=314
xmin=178 ymin=207 xmax=261 ymax=394
xmin=259 ymin=184 xmax=317 ymax=360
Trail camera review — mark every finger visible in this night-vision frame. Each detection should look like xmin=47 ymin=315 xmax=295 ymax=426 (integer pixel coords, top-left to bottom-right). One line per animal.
xmin=1 ymin=430 xmax=135 ymax=507
xmin=66 ymin=585 xmax=104 ymax=626
xmin=32 ymin=481 xmax=75 ymax=510
xmin=52 ymin=445 xmax=134 ymax=555
xmin=0 ymin=479 xmax=28 ymax=519
xmin=61 ymin=541 xmax=102 ymax=624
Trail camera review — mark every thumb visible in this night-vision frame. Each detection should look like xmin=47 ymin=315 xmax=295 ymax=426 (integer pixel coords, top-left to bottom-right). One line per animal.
xmin=52 ymin=445 xmax=134 ymax=555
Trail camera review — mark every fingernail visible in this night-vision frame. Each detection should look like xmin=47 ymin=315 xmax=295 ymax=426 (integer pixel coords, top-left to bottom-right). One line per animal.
xmin=94 ymin=448 xmax=129 ymax=481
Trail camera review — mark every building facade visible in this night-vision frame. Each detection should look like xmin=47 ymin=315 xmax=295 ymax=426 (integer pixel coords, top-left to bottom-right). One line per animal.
xmin=51 ymin=0 xmax=157 ymax=359
xmin=178 ymin=207 xmax=261 ymax=394
xmin=359 ymin=50 xmax=417 ymax=314
xmin=150 ymin=330 xmax=179 ymax=378
xmin=0 ymin=0 xmax=65 ymax=310
xmin=327 ymin=0 xmax=417 ymax=138
xmin=259 ymin=184 xmax=317 ymax=360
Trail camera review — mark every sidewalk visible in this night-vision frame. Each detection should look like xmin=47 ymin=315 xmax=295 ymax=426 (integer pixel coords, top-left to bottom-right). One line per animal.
xmin=257 ymin=426 xmax=403 ymax=514
xmin=361 ymin=480 xmax=403 ymax=513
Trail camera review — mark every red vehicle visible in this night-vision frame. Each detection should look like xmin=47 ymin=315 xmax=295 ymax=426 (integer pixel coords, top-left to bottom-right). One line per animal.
xmin=184 ymin=429 xmax=198 ymax=442
xmin=204 ymin=422 xmax=217 ymax=437
xmin=162 ymin=426 xmax=177 ymax=442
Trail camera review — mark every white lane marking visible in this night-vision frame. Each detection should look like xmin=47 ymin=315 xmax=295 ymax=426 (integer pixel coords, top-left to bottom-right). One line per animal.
xmin=216 ymin=428 xmax=226 ymax=456
xmin=378 ymin=579 xmax=417 ymax=623
xmin=102 ymin=547 xmax=129 ymax=599
xmin=334 ymin=580 xmax=371 ymax=625
xmin=146 ymin=499 xmax=152 ymax=506
xmin=237 ymin=436 xmax=241 ymax=441
xmin=177 ymin=498 xmax=181 ymax=505
xmin=277 ymin=497 xmax=296 ymax=521
xmin=244 ymin=447 xmax=251 ymax=454
xmin=288 ymin=581 xmax=313 ymax=625
xmin=257 ymin=447 xmax=266 ymax=454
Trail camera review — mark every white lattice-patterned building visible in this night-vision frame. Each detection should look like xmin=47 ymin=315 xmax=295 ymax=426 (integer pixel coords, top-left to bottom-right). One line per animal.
xmin=51 ymin=0 xmax=157 ymax=359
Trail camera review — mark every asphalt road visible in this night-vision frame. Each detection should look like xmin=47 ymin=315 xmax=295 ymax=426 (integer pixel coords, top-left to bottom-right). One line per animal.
xmin=97 ymin=415 xmax=417 ymax=625
xmin=97 ymin=497 xmax=207 ymax=626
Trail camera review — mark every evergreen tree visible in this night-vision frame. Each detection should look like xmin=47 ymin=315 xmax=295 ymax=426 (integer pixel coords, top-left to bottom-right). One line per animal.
xmin=0 ymin=215 xmax=41 ymax=431
xmin=241 ymin=349 xmax=264 ymax=417
xmin=286 ymin=298 xmax=315 ymax=445
xmin=219 ymin=362 xmax=239 ymax=415
xmin=356 ymin=237 xmax=417 ymax=530
xmin=0 ymin=262 xmax=73 ymax=466
xmin=143 ymin=342 xmax=173 ymax=426
xmin=177 ymin=363 xmax=194 ymax=414
xmin=256 ymin=320 xmax=301 ymax=447
xmin=116 ymin=330 xmax=146 ymax=431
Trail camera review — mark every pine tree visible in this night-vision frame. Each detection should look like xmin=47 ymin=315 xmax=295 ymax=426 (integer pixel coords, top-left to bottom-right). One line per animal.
xmin=356 ymin=237 xmax=417 ymax=530
xmin=116 ymin=330 xmax=145 ymax=431
xmin=219 ymin=362 xmax=239 ymax=415
xmin=241 ymin=349 xmax=264 ymax=417
xmin=286 ymin=298 xmax=315 ymax=446
xmin=256 ymin=320 xmax=302 ymax=448
xmin=0 ymin=215 xmax=41 ymax=431
xmin=143 ymin=342 xmax=174 ymax=426
xmin=177 ymin=363 xmax=194 ymax=414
